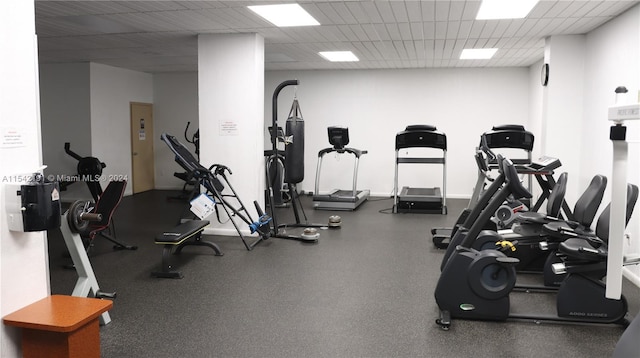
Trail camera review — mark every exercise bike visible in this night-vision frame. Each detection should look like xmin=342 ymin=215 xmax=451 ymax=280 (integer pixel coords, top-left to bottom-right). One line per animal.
xmin=435 ymin=157 xmax=633 ymax=330
xmin=473 ymin=173 xmax=606 ymax=276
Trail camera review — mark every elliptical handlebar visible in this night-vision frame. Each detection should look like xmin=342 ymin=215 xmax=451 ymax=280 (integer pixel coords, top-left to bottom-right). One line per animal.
xmin=456 ymin=156 xmax=530 ymax=249
xmin=480 ymin=133 xmax=497 ymax=164
xmin=64 ymin=142 xmax=106 ymax=170
xmin=502 ymin=157 xmax=532 ymax=200
xmin=64 ymin=142 xmax=83 ymax=161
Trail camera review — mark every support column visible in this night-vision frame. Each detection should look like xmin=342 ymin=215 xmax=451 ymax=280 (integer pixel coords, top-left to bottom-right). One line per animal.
xmin=198 ymin=33 xmax=265 ymax=236
xmin=541 ymin=35 xmax=586 ymax=204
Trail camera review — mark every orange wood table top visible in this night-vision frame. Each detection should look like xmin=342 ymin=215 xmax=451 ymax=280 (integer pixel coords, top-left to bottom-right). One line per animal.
xmin=3 ymin=295 xmax=112 ymax=332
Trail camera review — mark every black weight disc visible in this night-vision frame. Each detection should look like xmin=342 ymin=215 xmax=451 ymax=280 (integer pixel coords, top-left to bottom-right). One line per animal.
xmin=468 ymin=252 xmax=516 ymax=300
xmin=67 ymin=200 xmax=90 ymax=233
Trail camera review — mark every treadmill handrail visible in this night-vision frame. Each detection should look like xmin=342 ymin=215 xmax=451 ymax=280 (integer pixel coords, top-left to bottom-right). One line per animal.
xmin=318 ymin=147 xmax=368 ymax=158
xmin=314 ymin=146 xmax=367 ymax=198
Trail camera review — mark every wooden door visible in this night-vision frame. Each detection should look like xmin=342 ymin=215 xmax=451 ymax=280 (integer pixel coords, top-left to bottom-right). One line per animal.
xmin=130 ymin=102 xmax=154 ymax=193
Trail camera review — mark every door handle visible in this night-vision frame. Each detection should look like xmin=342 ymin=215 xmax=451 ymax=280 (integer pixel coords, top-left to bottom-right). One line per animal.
xmin=133 ymin=152 xmax=138 ymax=156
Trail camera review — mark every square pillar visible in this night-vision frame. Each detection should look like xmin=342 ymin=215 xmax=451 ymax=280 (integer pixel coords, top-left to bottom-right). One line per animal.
xmin=198 ymin=34 xmax=265 ymax=236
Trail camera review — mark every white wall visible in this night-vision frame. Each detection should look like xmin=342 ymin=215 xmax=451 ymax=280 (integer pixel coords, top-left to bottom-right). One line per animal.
xmin=153 ymin=68 xmax=533 ymax=200
xmin=89 ymin=63 xmax=153 ymax=196
xmin=39 ymin=63 xmax=92 ymax=201
xmin=0 ymin=1 xmax=50 ymax=356
xmin=39 ymin=63 xmax=154 ymax=199
xmin=528 ymin=59 xmax=544 ymax=159
xmin=527 ymin=60 xmax=545 ymax=201
xmin=153 ymin=72 xmax=199 ymax=190
xmin=265 ymin=68 xmax=530 ymax=198
xmin=581 ymin=4 xmax=640 ymax=280
xmin=542 ymin=35 xmax=587 ymax=205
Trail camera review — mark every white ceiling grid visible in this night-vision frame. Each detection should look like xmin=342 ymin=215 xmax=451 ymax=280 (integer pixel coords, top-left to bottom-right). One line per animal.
xmin=34 ymin=0 xmax=640 ymax=73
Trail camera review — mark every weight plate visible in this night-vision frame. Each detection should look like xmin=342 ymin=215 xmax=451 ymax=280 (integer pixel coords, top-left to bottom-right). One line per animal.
xmin=67 ymin=200 xmax=90 ymax=233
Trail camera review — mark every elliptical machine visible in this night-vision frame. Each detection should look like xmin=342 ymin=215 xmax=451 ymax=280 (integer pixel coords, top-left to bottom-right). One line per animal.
xmin=435 ymin=157 xmax=632 ymax=330
xmin=60 ymin=142 xmax=106 ymax=202
xmin=432 ymin=126 xmax=536 ymax=249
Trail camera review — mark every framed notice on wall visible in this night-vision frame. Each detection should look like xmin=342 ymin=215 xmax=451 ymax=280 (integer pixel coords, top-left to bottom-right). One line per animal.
xmin=1 ymin=127 xmax=26 ymax=148
xmin=219 ymin=120 xmax=238 ymax=136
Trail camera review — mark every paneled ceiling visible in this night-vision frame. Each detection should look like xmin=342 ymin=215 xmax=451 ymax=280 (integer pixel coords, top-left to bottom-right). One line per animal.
xmin=35 ymin=0 xmax=640 ymax=73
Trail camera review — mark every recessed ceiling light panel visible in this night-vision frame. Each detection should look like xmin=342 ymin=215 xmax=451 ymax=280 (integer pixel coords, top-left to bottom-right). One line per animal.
xmin=460 ymin=48 xmax=498 ymax=60
xmin=248 ymin=4 xmax=319 ymax=27
xmin=319 ymin=51 xmax=359 ymax=62
xmin=476 ymin=0 xmax=539 ymax=20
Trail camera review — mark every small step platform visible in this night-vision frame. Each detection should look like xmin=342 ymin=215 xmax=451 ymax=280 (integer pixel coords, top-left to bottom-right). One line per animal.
xmin=3 ymin=295 xmax=112 ymax=358
xmin=151 ymin=220 xmax=222 ymax=279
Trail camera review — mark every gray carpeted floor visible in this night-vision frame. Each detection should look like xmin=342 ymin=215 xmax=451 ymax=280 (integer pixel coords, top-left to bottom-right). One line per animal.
xmin=48 ymin=191 xmax=640 ymax=358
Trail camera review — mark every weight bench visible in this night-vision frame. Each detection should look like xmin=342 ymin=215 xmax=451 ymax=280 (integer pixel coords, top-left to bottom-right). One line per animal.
xmin=151 ymin=220 xmax=222 ymax=279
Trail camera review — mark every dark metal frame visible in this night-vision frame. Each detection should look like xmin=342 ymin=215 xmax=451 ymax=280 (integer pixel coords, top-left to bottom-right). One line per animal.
xmin=161 ymin=133 xmax=270 ymax=251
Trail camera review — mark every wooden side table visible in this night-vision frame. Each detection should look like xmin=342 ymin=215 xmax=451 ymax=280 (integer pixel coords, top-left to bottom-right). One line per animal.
xmin=3 ymin=295 xmax=113 ymax=358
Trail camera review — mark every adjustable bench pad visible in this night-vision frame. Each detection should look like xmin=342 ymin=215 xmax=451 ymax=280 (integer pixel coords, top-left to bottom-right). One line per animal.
xmin=152 ymin=219 xmax=221 ymax=279
xmin=155 ymin=220 xmax=210 ymax=245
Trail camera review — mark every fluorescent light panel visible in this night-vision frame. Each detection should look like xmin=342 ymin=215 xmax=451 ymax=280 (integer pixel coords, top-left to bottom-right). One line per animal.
xmin=319 ymin=51 xmax=359 ymax=62
xmin=248 ymin=4 xmax=319 ymax=27
xmin=460 ymin=48 xmax=498 ymax=60
xmin=476 ymin=0 xmax=539 ymax=20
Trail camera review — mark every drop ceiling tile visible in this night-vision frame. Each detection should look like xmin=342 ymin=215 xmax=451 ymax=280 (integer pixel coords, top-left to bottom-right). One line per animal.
xmin=389 ymin=1 xmax=410 ymax=23
xmin=34 ymin=0 xmax=640 ymax=71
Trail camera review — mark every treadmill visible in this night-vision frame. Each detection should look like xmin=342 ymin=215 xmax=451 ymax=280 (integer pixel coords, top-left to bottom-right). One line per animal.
xmin=393 ymin=125 xmax=447 ymax=214
xmin=469 ymin=125 xmax=535 ymax=206
xmin=431 ymin=125 xmax=540 ymax=248
xmin=313 ymin=127 xmax=370 ymax=210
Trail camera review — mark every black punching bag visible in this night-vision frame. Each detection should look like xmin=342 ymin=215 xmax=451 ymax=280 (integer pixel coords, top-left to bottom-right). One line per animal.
xmin=284 ymin=98 xmax=305 ymax=184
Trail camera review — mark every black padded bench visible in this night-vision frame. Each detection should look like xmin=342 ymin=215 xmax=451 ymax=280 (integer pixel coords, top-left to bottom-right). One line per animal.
xmin=151 ymin=220 xmax=222 ymax=279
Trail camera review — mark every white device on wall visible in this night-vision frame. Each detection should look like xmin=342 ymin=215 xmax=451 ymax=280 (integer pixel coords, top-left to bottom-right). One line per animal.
xmin=606 ymin=86 xmax=640 ymax=299
xmin=5 ymin=171 xmax=61 ymax=232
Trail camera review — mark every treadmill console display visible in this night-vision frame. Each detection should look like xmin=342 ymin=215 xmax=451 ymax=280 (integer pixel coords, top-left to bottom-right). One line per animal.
xmin=527 ymin=156 xmax=561 ymax=172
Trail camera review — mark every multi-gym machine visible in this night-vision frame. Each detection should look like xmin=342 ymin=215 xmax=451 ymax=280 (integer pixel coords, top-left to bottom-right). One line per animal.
xmin=393 ymin=125 xmax=447 ymax=214
xmin=313 ymin=126 xmax=370 ymax=210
